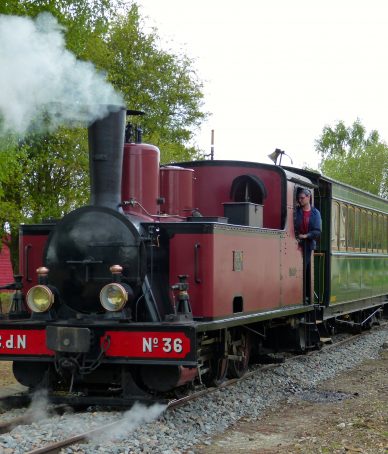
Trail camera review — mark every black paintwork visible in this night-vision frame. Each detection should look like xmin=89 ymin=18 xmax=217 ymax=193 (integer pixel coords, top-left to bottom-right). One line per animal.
xmin=88 ymin=106 xmax=126 ymax=210
xmin=44 ymin=206 xmax=146 ymax=313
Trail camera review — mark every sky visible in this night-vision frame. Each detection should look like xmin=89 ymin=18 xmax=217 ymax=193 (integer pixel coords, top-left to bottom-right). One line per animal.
xmin=137 ymin=0 xmax=388 ymax=169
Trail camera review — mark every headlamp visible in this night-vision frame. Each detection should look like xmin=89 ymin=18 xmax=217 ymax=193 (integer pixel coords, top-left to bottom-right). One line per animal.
xmin=26 ymin=285 xmax=54 ymax=313
xmin=100 ymin=283 xmax=128 ymax=312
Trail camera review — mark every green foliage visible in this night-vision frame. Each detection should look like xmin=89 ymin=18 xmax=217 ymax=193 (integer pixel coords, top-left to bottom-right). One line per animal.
xmin=0 ymin=1 xmax=207 ymax=272
xmin=101 ymin=4 xmax=207 ymax=162
xmin=0 ymin=128 xmax=90 ymax=269
xmin=15 ymin=129 xmax=89 ymax=219
xmin=316 ymin=120 xmax=388 ymax=198
xmin=0 ymin=292 xmax=13 ymax=314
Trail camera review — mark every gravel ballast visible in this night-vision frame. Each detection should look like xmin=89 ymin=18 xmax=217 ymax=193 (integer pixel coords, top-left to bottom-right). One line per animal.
xmin=0 ymin=326 xmax=386 ymax=454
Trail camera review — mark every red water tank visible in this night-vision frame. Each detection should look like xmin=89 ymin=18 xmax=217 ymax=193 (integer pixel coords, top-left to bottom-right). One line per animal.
xmin=160 ymin=166 xmax=194 ymax=217
xmin=122 ymin=143 xmax=160 ymax=216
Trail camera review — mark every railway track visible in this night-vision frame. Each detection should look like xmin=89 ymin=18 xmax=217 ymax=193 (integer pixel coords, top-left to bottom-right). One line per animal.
xmin=0 ymin=412 xmax=33 ymax=434
xmin=0 ymin=322 xmax=386 ymax=454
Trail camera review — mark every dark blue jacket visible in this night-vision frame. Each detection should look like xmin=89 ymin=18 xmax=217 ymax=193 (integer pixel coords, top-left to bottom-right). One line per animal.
xmin=295 ymin=207 xmax=322 ymax=251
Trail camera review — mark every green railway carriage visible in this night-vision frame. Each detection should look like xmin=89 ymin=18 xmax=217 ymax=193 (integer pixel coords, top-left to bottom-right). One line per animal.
xmin=285 ymin=167 xmax=388 ymax=318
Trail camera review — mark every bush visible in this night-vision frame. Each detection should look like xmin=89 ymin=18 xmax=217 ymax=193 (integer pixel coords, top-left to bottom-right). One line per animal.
xmin=0 ymin=292 xmax=14 ymax=314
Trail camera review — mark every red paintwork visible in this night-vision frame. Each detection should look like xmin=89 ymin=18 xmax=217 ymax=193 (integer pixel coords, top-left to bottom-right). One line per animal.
xmin=168 ymin=177 xmax=304 ymax=319
xmin=0 ymin=239 xmax=13 ymax=286
xmin=187 ymin=164 xmax=283 ymax=229
xmin=0 ymin=329 xmax=53 ymax=356
xmin=103 ymin=331 xmax=191 ymax=359
xmin=0 ymin=328 xmax=192 ymax=360
xmin=176 ymin=366 xmax=198 ymax=386
xmin=19 ymin=232 xmax=51 ymax=294
xmin=11 ymin=152 xmax=307 ymax=336
xmin=122 ymin=143 xmax=160 ymax=216
xmin=160 ymin=166 xmax=194 ymax=216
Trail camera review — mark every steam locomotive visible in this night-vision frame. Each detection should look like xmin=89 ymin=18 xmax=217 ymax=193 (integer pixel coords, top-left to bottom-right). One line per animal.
xmin=0 ymin=106 xmax=387 ymax=404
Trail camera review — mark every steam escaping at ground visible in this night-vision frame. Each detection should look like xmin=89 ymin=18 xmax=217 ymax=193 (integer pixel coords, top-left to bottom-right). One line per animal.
xmin=28 ymin=389 xmax=50 ymax=421
xmin=91 ymin=403 xmax=167 ymax=442
xmin=0 ymin=13 xmax=123 ymax=136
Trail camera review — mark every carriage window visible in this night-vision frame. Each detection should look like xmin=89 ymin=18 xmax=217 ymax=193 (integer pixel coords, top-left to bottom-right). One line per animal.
xmin=339 ymin=204 xmax=347 ymax=250
xmin=384 ymin=215 xmax=388 ymax=252
xmin=360 ymin=210 xmax=367 ymax=251
xmin=367 ymin=211 xmax=373 ymax=252
xmin=354 ymin=208 xmax=361 ymax=251
xmin=376 ymin=214 xmax=384 ymax=252
xmin=370 ymin=213 xmax=375 ymax=251
xmin=331 ymin=202 xmax=339 ymax=250
xmin=347 ymin=206 xmax=355 ymax=250
xmin=374 ymin=214 xmax=381 ymax=251
xmin=371 ymin=213 xmax=376 ymax=251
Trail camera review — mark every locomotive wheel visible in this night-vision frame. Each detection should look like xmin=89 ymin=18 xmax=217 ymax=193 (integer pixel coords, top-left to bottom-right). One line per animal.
xmin=202 ymin=355 xmax=228 ymax=387
xmin=200 ymin=331 xmax=229 ymax=387
xmin=13 ymin=361 xmax=51 ymax=389
xmin=211 ymin=356 xmax=229 ymax=386
xmin=295 ymin=325 xmax=307 ymax=352
xmin=227 ymin=331 xmax=251 ymax=379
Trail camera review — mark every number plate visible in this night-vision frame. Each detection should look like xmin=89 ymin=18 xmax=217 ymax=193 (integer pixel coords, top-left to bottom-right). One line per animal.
xmin=103 ymin=331 xmax=192 ymax=359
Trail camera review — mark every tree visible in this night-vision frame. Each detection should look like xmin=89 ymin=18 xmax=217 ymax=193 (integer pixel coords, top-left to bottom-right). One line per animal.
xmin=0 ymin=0 xmax=112 ymax=272
xmin=0 ymin=1 xmax=207 ymax=272
xmin=0 ymin=128 xmax=90 ymax=269
xmin=0 ymin=2 xmax=206 ymax=158
xmin=316 ymin=120 xmax=388 ymax=198
xmin=96 ymin=4 xmax=206 ymax=163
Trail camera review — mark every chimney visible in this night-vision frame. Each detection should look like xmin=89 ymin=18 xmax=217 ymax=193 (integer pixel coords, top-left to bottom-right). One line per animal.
xmin=88 ymin=106 xmax=126 ymax=210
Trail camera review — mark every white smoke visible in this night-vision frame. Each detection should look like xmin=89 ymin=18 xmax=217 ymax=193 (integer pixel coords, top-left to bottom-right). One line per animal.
xmin=27 ymin=388 xmax=50 ymax=421
xmin=0 ymin=13 xmax=124 ymax=135
xmin=91 ymin=403 xmax=166 ymax=442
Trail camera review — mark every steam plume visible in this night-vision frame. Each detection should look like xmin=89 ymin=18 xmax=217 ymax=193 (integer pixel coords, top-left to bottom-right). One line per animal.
xmin=0 ymin=13 xmax=123 ymax=135
xmin=91 ymin=403 xmax=166 ymax=442
xmin=28 ymin=389 xmax=49 ymax=420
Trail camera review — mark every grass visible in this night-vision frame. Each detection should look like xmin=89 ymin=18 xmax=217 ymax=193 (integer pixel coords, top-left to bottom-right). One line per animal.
xmin=0 ymin=292 xmax=14 ymax=314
